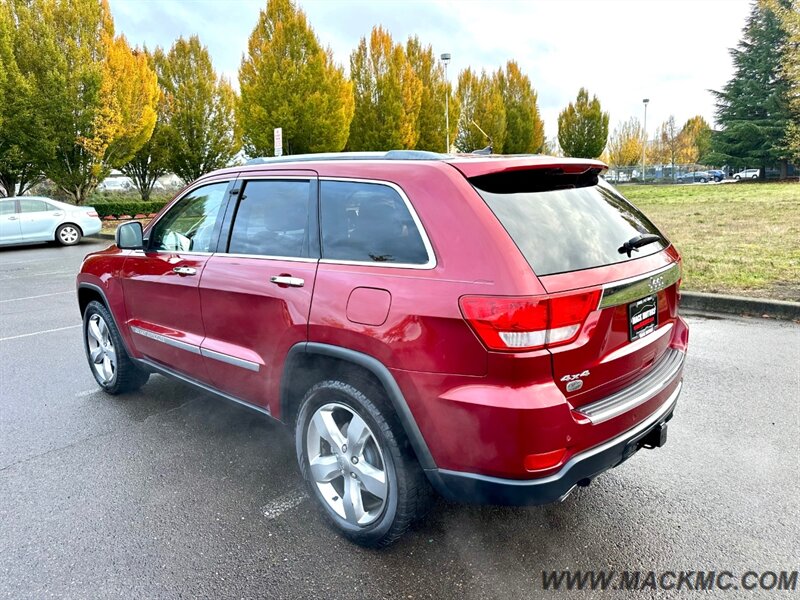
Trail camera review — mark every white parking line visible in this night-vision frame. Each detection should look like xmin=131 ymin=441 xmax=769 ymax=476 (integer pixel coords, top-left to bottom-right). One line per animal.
xmin=0 ymin=270 xmax=74 ymax=280
xmin=0 ymin=324 xmax=81 ymax=342
xmin=261 ymin=490 xmax=309 ymax=520
xmin=0 ymin=291 xmax=72 ymax=303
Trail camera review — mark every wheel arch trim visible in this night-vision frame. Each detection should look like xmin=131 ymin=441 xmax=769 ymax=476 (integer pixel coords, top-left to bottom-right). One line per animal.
xmin=281 ymin=342 xmax=437 ymax=470
xmin=77 ymin=282 xmax=135 ymax=359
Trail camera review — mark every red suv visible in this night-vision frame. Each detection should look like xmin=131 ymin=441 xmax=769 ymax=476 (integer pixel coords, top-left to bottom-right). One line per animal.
xmin=77 ymin=152 xmax=688 ymax=547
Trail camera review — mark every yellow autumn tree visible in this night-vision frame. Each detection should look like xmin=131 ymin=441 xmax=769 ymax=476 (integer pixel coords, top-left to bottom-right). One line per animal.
xmin=12 ymin=0 xmax=158 ymax=203
xmin=607 ymin=117 xmax=644 ymax=166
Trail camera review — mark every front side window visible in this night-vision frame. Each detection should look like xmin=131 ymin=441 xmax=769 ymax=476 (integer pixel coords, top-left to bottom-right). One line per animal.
xmin=320 ymin=180 xmax=429 ymax=265
xmin=149 ymin=182 xmax=228 ymax=252
xmin=227 ymin=179 xmax=311 ymax=258
xmin=19 ymin=199 xmax=53 ymax=213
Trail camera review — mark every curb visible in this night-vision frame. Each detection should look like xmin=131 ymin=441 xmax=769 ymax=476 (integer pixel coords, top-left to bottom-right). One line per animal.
xmin=681 ymin=291 xmax=800 ymax=321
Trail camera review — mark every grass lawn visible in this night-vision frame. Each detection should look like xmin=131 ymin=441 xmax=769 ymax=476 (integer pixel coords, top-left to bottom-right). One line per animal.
xmin=620 ymin=182 xmax=800 ymax=302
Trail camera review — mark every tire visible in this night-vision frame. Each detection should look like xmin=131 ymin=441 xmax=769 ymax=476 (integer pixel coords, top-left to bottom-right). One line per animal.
xmin=734 ymin=175 xmax=741 ymax=180
xmin=295 ymin=377 xmax=432 ymax=548
xmin=751 ymin=174 xmax=758 ymax=179
xmin=56 ymin=223 xmax=82 ymax=246
xmin=83 ymin=300 xmax=149 ymax=394
xmin=700 ymin=177 xmax=707 ymax=183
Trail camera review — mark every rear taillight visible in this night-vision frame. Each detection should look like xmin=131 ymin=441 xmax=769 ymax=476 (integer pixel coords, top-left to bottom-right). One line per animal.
xmin=86 ymin=211 xmax=99 ymax=217
xmin=459 ymin=290 xmax=601 ymax=352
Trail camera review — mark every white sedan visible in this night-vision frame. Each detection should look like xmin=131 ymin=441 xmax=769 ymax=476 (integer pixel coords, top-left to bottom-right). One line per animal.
xmin=0 ymin=196 xmax=102 ymax=246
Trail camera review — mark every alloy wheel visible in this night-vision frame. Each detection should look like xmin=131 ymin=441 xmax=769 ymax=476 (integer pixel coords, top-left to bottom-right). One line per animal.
xmin=86 ymin=313 xmax=116 ymax=385
xmin=306 ymin=402 xmax=388 ymax=526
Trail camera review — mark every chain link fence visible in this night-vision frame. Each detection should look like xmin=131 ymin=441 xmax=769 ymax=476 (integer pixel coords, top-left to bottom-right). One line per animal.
xmin=605 ymin=163 xmax=797 ymax=184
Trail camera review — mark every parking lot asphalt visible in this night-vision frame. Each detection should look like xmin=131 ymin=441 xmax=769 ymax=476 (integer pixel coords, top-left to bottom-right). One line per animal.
xmin=1 ymin=240 xmax=798 ymax=599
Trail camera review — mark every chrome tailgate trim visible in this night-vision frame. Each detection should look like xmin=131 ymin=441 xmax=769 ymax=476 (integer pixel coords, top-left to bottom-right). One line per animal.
xmin=599 ymin=262 xmax=681 ymax=309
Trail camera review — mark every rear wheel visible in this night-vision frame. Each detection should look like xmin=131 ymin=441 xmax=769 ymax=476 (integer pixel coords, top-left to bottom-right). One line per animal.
xmin=699 ymin=177 xmax=707 ymax=183
xmin=83 ymin=300 xmax=149 ymax=394
xmin=295 ymin=378 xmax=431 ymax=547
xmin=56 ymin=223 xmax=81 ymax=246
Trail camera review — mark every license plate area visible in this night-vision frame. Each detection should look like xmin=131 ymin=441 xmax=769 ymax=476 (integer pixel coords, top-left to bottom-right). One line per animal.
xmin=628 ymin=294 xmax=658 ymax=341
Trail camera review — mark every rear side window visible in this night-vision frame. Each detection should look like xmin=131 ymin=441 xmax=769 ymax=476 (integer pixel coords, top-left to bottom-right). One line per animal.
xmin=320 ymin=180 xmax=429 ymax=265
xmin=474 ymin=176 xmax=666 ymax=276
xmin=0 ymin=201 xmax=15 ymax=215
xmin=228 ymin=179 xmax=311 ymax=258
xmin=19 ymin=199 xmax=53 ymax=213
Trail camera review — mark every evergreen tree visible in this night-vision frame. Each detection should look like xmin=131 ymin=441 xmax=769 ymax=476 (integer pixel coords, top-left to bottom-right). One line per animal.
xmin=710 ymin=0 xmax=793 ymax=176
xmin=557 ymin=88 xmax=609 ymax=159
xmin=238 ymin=0 xmax=353 ymax=157
xmin=497 ymin=61 xmax=544 ymax=154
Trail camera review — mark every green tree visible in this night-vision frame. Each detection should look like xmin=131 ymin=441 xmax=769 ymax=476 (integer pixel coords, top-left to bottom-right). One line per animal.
xmin=405 ymin=36 xmax=458 ymax=152
xmin=0 ymin=0 xmax=50 ymax=196
xmin=607 ymin=117 xmax=644 ymax=166
xmin=120 ymin=47 xmax=171 ymax=201
xmin=497 ymin=60 xmax=544 ymax=154
xmin=557 ymin=88 xmax=609 ymax=159
xmin=456 ymin=68 xmax=506 ymax=153
xmin=710 ymin=0 xmax=793 ymax=177
xmin=238 ymin=0 xmax=353 ymax=157
xmin=9 ymin=0 xmax=158 ymax=203
xmin=348 ymin=26 xmax=422 ymax=151
xmin=159 ymin=36 xmax=240 ymax=183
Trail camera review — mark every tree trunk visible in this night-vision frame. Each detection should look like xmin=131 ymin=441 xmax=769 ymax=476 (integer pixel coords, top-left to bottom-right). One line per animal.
xmin=779 ymin=160 xmax=788 ymax=180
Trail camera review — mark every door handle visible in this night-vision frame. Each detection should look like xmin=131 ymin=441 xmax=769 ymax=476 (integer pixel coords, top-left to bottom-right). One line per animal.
xmin=270 ymin=275 xmax=305 ymax=288
xmin=7 ymin=216 xmax=18 ymax=221
xmin=172 ymin=266 xmax=197 ymax=276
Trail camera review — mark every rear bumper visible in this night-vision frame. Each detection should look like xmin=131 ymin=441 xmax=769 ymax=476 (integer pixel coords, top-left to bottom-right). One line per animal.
xmin=426 ymin=380 xmax=681 ymax=506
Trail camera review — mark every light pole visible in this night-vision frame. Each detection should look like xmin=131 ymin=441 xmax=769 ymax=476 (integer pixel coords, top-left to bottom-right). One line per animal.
xmin=642 ymin=98 xmax=649 ymax=183
xmin=441 ymin=53 xmax=451 ymax=153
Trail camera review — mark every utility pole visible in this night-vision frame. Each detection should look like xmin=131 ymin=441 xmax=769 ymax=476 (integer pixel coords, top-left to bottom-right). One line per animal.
xmin=642 ymin=98 xmax=649 ymax=183
xmin=441 ymin=53 xmax=451 ymax=153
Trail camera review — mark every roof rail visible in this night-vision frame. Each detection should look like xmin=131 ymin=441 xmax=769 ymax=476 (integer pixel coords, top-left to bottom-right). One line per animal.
xmin=244 ymin=150 xmax=447 ymax=165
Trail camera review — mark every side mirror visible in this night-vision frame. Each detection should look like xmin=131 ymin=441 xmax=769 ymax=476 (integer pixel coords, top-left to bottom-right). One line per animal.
xmin=116 ymin=221 xmax=144 ymax=250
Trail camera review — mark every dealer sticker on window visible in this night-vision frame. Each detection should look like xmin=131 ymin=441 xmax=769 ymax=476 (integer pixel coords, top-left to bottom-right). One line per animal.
xmin=628 ymin=294 xmax=658 ymax=341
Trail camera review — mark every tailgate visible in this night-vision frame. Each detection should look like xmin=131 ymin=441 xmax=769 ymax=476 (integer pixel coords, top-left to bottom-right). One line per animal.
xmin=541 ymin=260 xmax=682 ymax=407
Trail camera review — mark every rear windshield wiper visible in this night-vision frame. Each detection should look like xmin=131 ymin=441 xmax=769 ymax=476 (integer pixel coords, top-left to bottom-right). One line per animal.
xmin=618 ymin=234 xmax=662 ymax=258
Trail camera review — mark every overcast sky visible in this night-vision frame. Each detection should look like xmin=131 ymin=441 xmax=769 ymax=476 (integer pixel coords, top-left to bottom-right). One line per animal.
xmin=109 ymin=0 xmax=753 ymax=141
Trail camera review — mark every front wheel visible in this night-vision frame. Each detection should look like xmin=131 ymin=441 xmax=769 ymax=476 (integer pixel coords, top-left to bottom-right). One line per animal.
xmin=83 ymin=300 xmax=149 ymax=394
xmin=56 ymin=223 xmax=81 ymax=246
xmin=700 ymin=177 xmax=707 ymax=183
xmin=295 ymin=378 xmax=431 ymax=547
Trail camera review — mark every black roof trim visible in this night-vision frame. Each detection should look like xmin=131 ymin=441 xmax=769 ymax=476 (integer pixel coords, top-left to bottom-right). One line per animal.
xmin=245 ymin=150 xmax=447 ymax=165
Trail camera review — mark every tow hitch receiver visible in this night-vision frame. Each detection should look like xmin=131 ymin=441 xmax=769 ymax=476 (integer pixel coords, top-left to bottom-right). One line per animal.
xmin=620 ymin=422 xmax=669 ymax=463
xmin=641 ymin=423 xmax=668 ymax=449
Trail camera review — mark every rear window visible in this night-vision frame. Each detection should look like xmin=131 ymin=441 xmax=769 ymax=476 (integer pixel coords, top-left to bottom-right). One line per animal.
xmin=474 ymin=175 xmax=667 ymax=276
